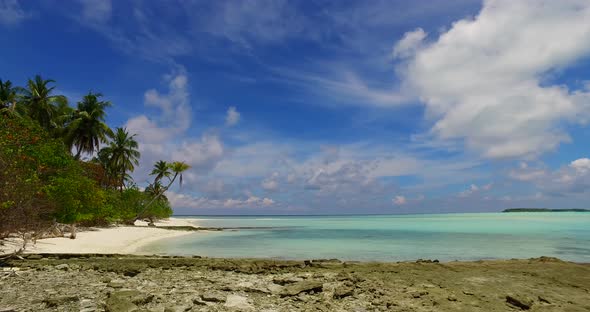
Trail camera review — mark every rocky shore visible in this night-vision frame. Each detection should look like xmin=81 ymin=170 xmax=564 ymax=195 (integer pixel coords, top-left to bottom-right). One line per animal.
xmin=1 ymin=255 xmax=589 ymax=311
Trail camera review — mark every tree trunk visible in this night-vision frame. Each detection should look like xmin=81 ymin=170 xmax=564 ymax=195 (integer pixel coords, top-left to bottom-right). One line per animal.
xmin=135 ymin=173 xmax=178 ymax=222
xmin=69 ymin=223 xmax=77 ymax=239
xmin=74 ymin=148 xmax=82 ymax=160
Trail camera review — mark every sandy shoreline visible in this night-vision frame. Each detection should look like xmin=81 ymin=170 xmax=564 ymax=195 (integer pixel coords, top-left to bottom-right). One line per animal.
xmin=9 ymin=217 xmax=200 ymax=255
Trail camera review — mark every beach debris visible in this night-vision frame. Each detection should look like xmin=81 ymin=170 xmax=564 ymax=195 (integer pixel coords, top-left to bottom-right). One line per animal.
xmin=280 ymin=280 xmax=324 ymax=297
xmin=54 ymin=264 xmax=69 ymax=271
xmin=506 ymin=294 xmax=534 ymax=310
xmin=224 ymin=294 xmax=253 ymax=310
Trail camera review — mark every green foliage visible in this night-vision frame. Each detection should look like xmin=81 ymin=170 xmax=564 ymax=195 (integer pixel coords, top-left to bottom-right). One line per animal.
xmin=98 ymin=127 xmax=140 ymax=191
xmin=45 ymin=169 xmax=106 ymax=224
xmin=66 ymin=92 xmax=113 ymax=158
xmin=17 ymin=75 xmax=68 ymax=131
xmin=1 ymin=75 xmax=185 ymax=243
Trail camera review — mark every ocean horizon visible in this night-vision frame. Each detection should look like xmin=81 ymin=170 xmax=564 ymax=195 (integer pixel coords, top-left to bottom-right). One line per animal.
xmin=141 ymin=212 xmax=590 ymax=263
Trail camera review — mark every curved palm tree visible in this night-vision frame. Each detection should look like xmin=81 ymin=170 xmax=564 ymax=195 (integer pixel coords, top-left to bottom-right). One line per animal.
xmin=150 ymin=160 xmax=172 ymax=183
xmin=0 ymin=79 xmax=18 ymax=112
xmin=98 ymin=127 xmax=140 ymax=191
xmin=18 ymin=75 xmax=67 ymax=130
xmin=66 ymin=92 xmax=113 ymax=159
xmin=145 ymin=180 xmax=167 ymax=201
xmin=137 ymin=161 xmax=191 ymax=221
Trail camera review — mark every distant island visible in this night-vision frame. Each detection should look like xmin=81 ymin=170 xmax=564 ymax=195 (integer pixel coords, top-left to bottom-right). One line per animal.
xmin=503 ymin=208 xmax=590 ymax=212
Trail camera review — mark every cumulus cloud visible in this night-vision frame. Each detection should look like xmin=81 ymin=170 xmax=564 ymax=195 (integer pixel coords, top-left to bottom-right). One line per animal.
xmin=0 ymin=0 xmax=28 ymax=26
xmin=397 ymin=0 xmax=590 ymax=159
xmin=393 ymin=195 xmax=406 ymax=205
xmin=168 ymin=192 xmax=275 ymax=210
xmin=261 ymin=172 xmax=280 ymax=191
xmin=392 ymin=28 xmax=426 ymax=59
xmin=125 ymin=71 xmax=225 ymax=184
xmin=509 ymin=158 xmax=590 ymax=196
xmin=225 ymin=106 xmax=240 ymax=126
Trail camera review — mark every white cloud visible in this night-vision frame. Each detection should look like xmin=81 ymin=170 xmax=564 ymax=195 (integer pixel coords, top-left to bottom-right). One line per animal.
xmin=168 ymin=192 xmax=275 ymax=210
xmin=509 ymin=158 xmax=590 ymax=196
xmin=272 ymin=66 xmax=409 ymax=107
xmin=196 ymin=0 xmax=308 ymax=47
xmin=392 ymin=28 xmax=426 ymax=59
xmin=458 ymin=183 xmax=492 ymax=197
xmin=0 ymin=0 xmax=28 ymax=26
xmin=261 ymin=172 xmax=279 ymax=191
xmin=171 ymin=134 xmax=224 ymax=172
xmin=570 ymin=158 xmax=590 ymax=173
xmin=393 ymin=195 xmax=406 ymax=205
xmin=225 ymin=106 xmax=241 ymax=126
xmin=78 ymin=0 xmax=111 ymax=23
xmin=398 ymin=0 xmax=590 ymax=159
xmin=125 ymin=71 xmax=226 ymax=185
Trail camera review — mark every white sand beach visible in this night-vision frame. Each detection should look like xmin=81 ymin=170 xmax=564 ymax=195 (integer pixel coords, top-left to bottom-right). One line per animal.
xmin=10 ymin=218 xmax=200 ymax=255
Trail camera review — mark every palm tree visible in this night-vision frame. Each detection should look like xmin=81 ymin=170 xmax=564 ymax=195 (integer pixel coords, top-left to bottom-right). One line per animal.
xmin=145 ymin=180 xmax=167 ymax=201
xmin=66 ymin=92 xmax=113 ymax=159
xmin=18 ymin=75 xmax=67 ymax=130
xmin=98 ymin=127 xmax=140 ymax=191
xmin=150 ymin=160 xmax=172 ymax=183
xmin=0 ymin=79 xmax=18 ymax=112
xmin=136 ymin=161 xmax=191 ymax=221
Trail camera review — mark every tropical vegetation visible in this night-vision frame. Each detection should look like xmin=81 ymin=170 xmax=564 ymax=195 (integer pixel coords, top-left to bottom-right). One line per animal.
xmin=0 ymin=75 xmax=190 ymax=251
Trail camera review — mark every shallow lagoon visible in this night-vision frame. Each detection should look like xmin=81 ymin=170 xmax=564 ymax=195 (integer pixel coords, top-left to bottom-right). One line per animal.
xmin=142 ymin=212 xmax=590 ymax=262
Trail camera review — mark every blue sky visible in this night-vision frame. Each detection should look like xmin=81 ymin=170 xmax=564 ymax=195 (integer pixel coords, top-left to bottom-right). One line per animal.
xmin=2 ymin=0 xmax=590 ymax=215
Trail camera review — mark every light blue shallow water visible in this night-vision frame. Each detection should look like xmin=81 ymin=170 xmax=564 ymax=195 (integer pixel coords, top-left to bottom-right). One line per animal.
xmin=140 ymin=213 xmax=590 ymax=262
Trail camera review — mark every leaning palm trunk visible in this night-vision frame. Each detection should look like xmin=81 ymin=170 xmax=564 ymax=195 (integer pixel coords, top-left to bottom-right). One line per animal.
xmin=134 ymin=173 xmax=179 ymax=223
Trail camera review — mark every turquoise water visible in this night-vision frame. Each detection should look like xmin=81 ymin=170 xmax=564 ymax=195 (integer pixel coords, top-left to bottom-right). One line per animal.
xmin=141 ymin=213 xmax=590 ymax=262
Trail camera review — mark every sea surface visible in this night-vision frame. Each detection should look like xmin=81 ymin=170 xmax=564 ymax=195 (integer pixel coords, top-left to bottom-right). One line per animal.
xmin=140 ymin=212 xmax=590 ymax=262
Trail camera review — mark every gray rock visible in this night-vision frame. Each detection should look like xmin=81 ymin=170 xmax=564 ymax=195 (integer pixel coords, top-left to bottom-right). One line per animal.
xmin=333 ymin=284 xmax=354 ymax=299
xmin=506 ymin=294 xmax=534 ymax=310
xmin=273 ymin=276 xmax=304 ymax=285
xmin=224 ymin=294 xmax=253 ymax=310
xmin=55 ymin=264 xmax=70 ymax=271
xmin=266 ymin=283 xmax=284 ymax=295
xmin=280 ymin=281 xmax=324 ymax=297
xmin=164 ymin=306 xmax=192 ymax=312
xmin=107 ymin=280 xmax=126 ymax=289
xmin=105 ymin=290 xmax=152 ymax=312
xmin=200 ymin=291 xmax=226 ymax=302
xmin=42 ymin=295 xmax=78 ymax=307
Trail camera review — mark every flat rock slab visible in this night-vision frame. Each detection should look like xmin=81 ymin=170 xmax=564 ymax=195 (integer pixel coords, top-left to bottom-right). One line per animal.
xmin=280 ymin=281 xmax=324 ymax=297
xmin=224 ymin=295 xmax=253 ymax=310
